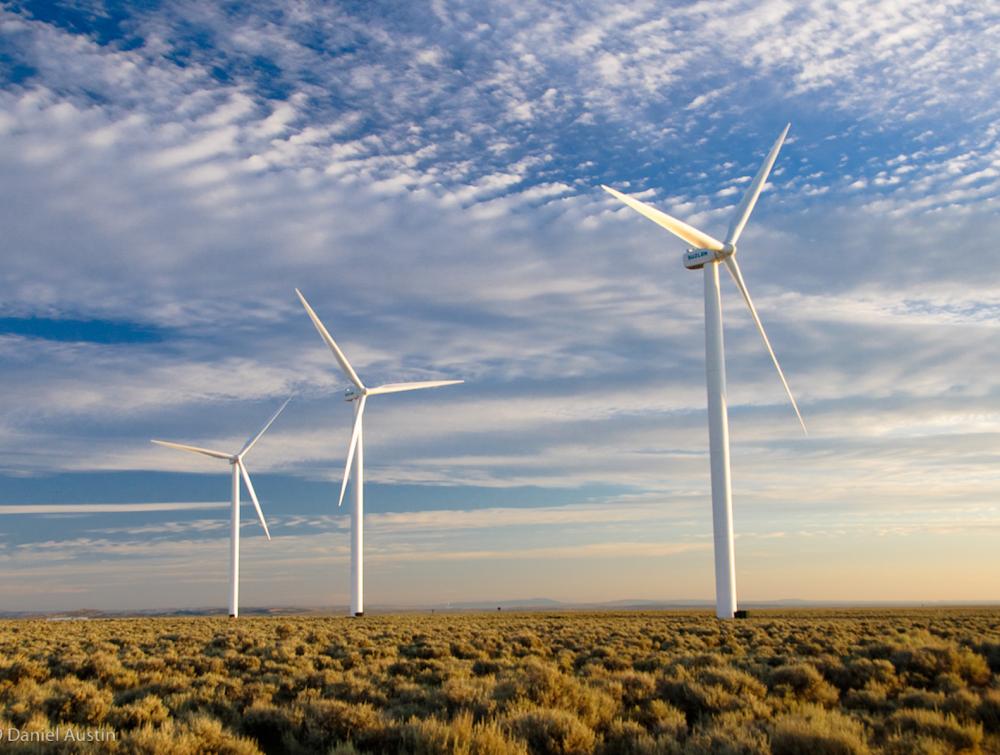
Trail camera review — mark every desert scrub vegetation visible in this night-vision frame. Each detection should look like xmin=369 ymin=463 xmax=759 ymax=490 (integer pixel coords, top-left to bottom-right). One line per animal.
xmin=0 ymin=608 xmax=997 ymax=753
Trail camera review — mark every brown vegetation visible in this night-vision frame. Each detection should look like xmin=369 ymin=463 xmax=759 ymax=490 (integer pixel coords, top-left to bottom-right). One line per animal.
xmin=0 ymin=608 xmax=997 ymax=753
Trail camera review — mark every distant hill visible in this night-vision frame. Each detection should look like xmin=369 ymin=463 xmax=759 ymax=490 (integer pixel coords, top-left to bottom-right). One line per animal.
xmin=2 ymin=598 xmax=998 ymax=619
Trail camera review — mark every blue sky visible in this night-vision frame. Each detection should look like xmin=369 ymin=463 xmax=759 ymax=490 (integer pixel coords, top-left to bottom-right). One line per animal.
xmin=1 ymin=0 xmax=999 ymax=611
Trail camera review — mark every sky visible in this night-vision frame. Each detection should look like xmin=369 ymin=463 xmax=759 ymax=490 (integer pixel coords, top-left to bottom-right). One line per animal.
xmin=1 ymin=0 xmax=999 ymax=612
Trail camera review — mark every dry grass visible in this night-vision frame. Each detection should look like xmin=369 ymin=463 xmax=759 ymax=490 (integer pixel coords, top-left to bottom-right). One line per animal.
xmin=0 ymin=608 xmax=997 ymax=753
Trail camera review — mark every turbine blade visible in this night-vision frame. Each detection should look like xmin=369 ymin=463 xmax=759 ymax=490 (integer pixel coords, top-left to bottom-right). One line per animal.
xmin=295 ymin=289 xmax=365 ymax=390
xmin=367 ymin=379 xmax=463 ymax=396
xmin=725 ymin=123 xmax=790 ymax=245
xmin=723 ymin=256 xmax=807 ymax=435
xmin=238 ymin=460 xmax=270 ymax=540
xmin=150 ymin=440 xmax=232 ymax=460
xmin=338 ymin=395 xmax=367 ymax=508
xmin=238 ymin=395 xmax=293 ymax=458
xmin=601 ymin=185 xmax=725 ymax=251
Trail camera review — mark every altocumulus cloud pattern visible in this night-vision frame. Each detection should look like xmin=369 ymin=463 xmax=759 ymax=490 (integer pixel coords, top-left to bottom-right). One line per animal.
xmin=0 ymin=0 xmax=998 ymax=612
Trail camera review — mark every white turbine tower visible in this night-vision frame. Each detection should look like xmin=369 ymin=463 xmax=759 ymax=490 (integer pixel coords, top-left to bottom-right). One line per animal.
xmin=296 ymin=289 xmax=463 ymax=617
xmin=151 ymin=397 xmax=290 ymax=618
xmin=601 ymin=124 xmax=806 ymax=620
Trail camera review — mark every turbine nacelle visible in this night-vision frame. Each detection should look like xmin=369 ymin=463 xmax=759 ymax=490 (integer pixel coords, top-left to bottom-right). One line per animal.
xmin=344 ymin=386 xmax=364 ymax=402
xmin=684 ymin=245 xmax=735 ymax=270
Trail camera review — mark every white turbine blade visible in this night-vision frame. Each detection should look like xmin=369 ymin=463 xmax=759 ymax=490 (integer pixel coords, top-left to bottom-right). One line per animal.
xmin=295 ymin=288 xmax=366 ymax=390
xmin=725 ymin=123 xmax=790 ymax=245
xmin=723 ymin=256 xmax=806 ymax=435
xmin=238 ymin=396 xmax=292 ymax=458
xmin=338 ymin=395 xmax=367 ymax=508
xmin=150 ymin=440 xmax=232 ymax=460
xmin=601 ymin=185 xmax=725 ymax=251
xmin=367 ymin=379 xmax=463 ymax=396
xmin=238 ymin=460 xmax=271 ymax=540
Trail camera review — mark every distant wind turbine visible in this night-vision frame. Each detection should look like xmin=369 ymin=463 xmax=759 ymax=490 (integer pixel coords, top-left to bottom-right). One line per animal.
xmin=296 ymin=289 xmax=462 ymax=617
xmin=601 ymin=124 xmax=806 ymax=620
xmin=151 ymin=397 xmax=291 ymax=618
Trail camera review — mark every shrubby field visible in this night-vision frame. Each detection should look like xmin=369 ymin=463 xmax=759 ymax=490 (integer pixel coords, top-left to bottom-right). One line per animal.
xmin=0 ymin=608 xmax=998 ymax=754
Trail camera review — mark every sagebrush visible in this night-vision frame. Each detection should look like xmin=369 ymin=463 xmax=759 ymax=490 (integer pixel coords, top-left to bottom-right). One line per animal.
xmin=0 ymin=608 xmax=998 ymax=753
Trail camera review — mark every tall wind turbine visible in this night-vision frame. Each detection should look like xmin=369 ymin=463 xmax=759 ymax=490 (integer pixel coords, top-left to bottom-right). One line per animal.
xmin=601 ymin=124 xmax=806 ymax=619
xmin=151 ymin=397 xmax=290 ymax=618
xmin=296 ymin=289 xmax=462 ymax=617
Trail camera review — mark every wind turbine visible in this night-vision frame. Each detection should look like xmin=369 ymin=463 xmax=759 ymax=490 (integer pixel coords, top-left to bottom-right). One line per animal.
xmin=151 ymin=397 xmax=290 ymax=618
xmin=295 ymin=289 xmax=462 ymax=617
xmin=601 ymin=124 xmax=806 ymax=619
